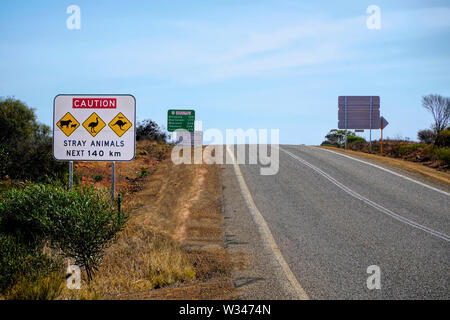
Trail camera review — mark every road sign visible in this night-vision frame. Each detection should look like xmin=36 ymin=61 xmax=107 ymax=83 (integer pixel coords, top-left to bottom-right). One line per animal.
xmin=53 ymin=95 xmax=136 ymax=161
xmin=338 ymin=96 xmax=381 ymax=129
xmin=82 ymin=112 xmax=106 ymax=137
xmin=167 ymin=109 xmax=195 ymax=132
xmin=380 ymin=116 xmax=389 ymax=129
xmin=109 ymin=112 xmax=132 ymax=137
xmin=56 ymin=112 xmax=80 ymax=137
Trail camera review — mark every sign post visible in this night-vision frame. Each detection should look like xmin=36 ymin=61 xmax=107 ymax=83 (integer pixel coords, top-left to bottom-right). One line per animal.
xmin=53 ymin=94 xmax=136 ymax=195
xmin=69 ymin=161 xmax=73 ymax=189
xmin=112 ymin=161 xmax=116 ymax=199
xmin=380 ymin=118 xmax=383 ymax=156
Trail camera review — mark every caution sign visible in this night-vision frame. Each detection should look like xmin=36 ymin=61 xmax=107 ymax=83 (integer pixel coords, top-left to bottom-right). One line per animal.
xmin=82 ymin=112 xmax=106 ymax=137
xmin=108 ymin=112 xmax=132 ymax=137
xmin=56 ymin=112 xmax=79 ymax=137
xmin=53 ymin=95 xmax=136 ymax=161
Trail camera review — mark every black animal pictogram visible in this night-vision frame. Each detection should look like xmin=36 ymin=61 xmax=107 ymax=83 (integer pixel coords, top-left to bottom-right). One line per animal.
xmin=71 ymin=124 xmax=77 ymax=128
xmin=88 ymin=117 xmax=99 ymax=133
xmin=59 ymin=119 xmax=72 ymax=128
xmin=112 ymin=119 xmax=127 ymax=130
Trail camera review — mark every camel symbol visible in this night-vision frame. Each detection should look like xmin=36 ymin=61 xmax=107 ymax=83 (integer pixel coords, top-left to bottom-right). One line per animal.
xmin=112 ymin=119 xmax=127 ymax=130
xmin=88 ymin=117 xmax=99 ymax=133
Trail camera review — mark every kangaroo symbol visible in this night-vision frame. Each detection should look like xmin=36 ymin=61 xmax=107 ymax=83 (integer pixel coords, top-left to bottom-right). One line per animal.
xmin=112 ymin=119 xmax=127 ymax=130
xmin=88 ymin=117 xmax=99 ymax=133
xmin=59 ymin=119 xmax=72 ymax=128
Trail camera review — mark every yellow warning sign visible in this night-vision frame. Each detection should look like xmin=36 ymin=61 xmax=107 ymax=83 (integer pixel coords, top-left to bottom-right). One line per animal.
xmin=108 ymin=112 xmax=132 ymax=137
xmin=82 ymin=112 xmax=106 ymax=137
xmin=56 ymin=112 xmax=80 ymax=137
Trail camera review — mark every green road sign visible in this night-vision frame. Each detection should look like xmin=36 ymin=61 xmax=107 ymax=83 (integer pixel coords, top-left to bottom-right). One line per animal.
xmin=167 ymin=109 xmax=195 ymax=132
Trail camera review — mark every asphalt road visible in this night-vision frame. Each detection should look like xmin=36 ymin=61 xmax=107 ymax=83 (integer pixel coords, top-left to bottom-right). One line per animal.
xmin=222 ymin=145 xmax=450 ymax=299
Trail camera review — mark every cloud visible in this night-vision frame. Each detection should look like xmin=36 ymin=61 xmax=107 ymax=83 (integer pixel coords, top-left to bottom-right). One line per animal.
xmin=80 ymin=6 xmax=450 ymax=84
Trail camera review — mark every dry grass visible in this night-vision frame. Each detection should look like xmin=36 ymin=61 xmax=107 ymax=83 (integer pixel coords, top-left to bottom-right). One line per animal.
xmin=60 ymin=145 xmax=235 ymax=299
xmin=6 ymin=272 xmax=63 ymax=300
xmin=320 ymin=146 xmax=450 ymax=186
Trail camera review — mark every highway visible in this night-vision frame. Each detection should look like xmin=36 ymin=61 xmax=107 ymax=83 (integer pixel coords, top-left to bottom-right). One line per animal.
xmin=222 ymin=145 xmax=450 ymax=299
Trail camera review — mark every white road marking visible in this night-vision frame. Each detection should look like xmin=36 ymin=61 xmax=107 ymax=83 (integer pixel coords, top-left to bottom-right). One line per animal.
xmin=226 ymin=145 xmax=310 ymax=300
xmin=316 ymin=147 xmax=450 ymax=197
xmin=280 ymin=147 xmax=450 ymax=243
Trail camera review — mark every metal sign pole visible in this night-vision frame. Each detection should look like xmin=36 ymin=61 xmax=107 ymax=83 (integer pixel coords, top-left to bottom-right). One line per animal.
xmin=345 ymin=96 xmax=348 ymax=149
xmin=380 ymin=118 xmax=383 ymax=156
xmin=69 ymin=161 xmax=73 ymax=189
xmin=369 ymin=96 xmax=372 ymax=152
xmin=112 ymin=161 xmax=116 ymax=199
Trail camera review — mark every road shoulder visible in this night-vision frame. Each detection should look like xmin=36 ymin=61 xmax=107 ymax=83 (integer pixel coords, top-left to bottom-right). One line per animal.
xmin=221 ymin=164 xmax=300 ymax=300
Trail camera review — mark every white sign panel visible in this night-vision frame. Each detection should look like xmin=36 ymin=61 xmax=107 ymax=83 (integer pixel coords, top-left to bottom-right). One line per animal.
xmin=53 ymin=94 xmax=136 ymax=161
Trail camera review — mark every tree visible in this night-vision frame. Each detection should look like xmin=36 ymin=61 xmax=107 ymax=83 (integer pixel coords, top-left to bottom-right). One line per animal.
xmin=417 ymin=129 xmax=436 ymax=144
xmin=321 ymin=129 xmax=365 ymax=148
xmin=0 ymin=97 xmax=66 ymax=181
xmin=421 ymin=94 xmax=450 ymax=134
xmin=136 ymin=119 xmax=167 ymax=142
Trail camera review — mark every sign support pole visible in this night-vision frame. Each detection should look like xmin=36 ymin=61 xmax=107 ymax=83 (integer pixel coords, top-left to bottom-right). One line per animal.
xmin=345 ymin=97 xmax=348 ymax=149
xmin=112 ymin=161 xmax=116 ymax=199
xmin=369 ymin=96 xmax=372 ymax=152
xmin=380 ymin=118 xmax=383 ymax=156
xmin=69 ymin=161 xmax=74 ymax=190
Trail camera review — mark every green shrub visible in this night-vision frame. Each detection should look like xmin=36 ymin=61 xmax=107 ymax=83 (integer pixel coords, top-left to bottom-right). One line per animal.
xmin=395 ymin=143 xmax=426 ymax=157
xmin=435 ymin=129 xmax=450 ymax=148
xmin=0 ymin=184 xmax=128 ymax=282
xmin=347 ymin=135 xmax=366 ymax=145
xmin=436 ymin=147 xmax=450 ymax=165
xmin=137 ymin=166 xmax=149 ymax=178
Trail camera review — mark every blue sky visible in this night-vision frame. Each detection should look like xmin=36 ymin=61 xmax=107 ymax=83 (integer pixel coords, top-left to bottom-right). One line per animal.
xmin=1 ymin=0 xmax=449 ymax=144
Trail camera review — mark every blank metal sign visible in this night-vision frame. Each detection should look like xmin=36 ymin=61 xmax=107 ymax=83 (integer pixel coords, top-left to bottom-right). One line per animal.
xmin=53 ymin=94 xmax=136 ymax=161
xmin=338 ymin=96 xmax=381 ymax=129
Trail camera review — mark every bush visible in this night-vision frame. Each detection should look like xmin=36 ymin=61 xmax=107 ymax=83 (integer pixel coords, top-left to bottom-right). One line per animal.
xmin=0 ymin=184 xmax=128 ymax=282
xmin=347 ymin=135 xmax=366 ymax=145
xmin=322 ymin=129 xmax=365 ymax=148
xmin=417 ymin=129 xmax=436 ymax=144
xmin=396 ymin=143 xmax=427 ymax=157
xmin=436 ymin=147 xmax=450 ymax=165
xmin=435 ymin=129 xmax=450 ymax=148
